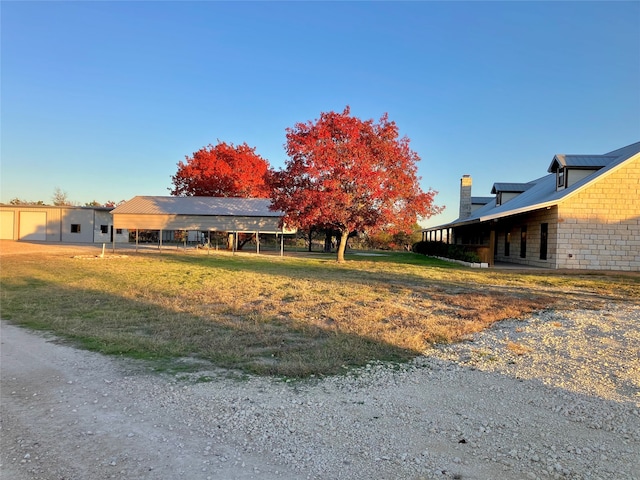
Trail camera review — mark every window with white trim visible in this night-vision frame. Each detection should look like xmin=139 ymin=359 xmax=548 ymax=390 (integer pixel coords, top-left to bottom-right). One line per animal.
xmin=557 ymin=168 xmax=566 ymax=189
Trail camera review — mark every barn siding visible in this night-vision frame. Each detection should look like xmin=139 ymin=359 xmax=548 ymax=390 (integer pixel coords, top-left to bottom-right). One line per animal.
xmin=61 ymin=209 xmax=94 ymax=243
xmin=0 ymin=206 xmax=128 ymax=243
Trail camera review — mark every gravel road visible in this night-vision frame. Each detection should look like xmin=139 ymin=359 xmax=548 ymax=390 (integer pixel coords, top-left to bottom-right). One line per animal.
xmin=2 ymin=303 xmax=639 ymax=480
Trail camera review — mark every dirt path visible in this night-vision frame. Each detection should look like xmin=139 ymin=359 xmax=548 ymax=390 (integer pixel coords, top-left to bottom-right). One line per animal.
xmin=0 ymin=322 xmax=290 ymax=480
xmin=2 ymin=302 xmax=639 ymax=480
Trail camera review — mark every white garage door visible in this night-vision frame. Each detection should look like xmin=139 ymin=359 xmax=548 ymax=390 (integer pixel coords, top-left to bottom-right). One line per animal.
xmin=19 ymin=212 xmax=47 ymax=241
xmin=0 ymin=211 xmax=15 ymax=239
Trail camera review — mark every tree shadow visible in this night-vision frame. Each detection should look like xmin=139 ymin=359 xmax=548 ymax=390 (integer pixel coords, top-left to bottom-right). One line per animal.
xmin=132 ymin=247 xmax=638 ymax=304
xmin=0 ymin=275 xmax=417 ymax=378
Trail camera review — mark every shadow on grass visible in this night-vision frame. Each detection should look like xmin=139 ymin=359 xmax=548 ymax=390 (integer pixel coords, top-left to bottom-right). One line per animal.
xmin=3 ymin=247 xmax=636 ymax=380
xmin=130 ymin=248 xmax=639 ymax=303
xmin=0 ymin=275 xmax=417 ymax=378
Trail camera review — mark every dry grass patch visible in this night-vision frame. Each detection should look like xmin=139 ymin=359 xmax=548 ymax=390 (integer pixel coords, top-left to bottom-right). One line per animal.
xmin=1 ymin=243 xmax=637 ymax=377
xmin=506 ymin=341 xmax=533 ymax=356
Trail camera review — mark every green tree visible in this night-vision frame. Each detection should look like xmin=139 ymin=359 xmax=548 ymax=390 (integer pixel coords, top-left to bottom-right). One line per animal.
xmin=52 ymin=187 xmax=71 ymax=206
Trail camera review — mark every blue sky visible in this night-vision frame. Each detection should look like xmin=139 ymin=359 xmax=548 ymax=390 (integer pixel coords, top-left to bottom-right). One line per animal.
xmin=2 ymin=1 xmax=639 ymax=227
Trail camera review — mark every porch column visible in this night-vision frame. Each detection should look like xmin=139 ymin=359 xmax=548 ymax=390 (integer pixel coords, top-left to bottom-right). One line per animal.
xmin=280 ymin=228 xmax=284 ymax=257
xmin=489 ymin=229 xmax=496 ymax=267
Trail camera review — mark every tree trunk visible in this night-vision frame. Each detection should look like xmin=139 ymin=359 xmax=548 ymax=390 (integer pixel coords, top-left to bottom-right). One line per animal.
xmin=237 ymin=233 xmax=253 ymax=251
xmin=336 ymin=229 xmax=349 ymax=262
xmin=307 ymin=228 xmax=314 ymax=252
xmin=324 ymin=230 xmax=333 ymax=253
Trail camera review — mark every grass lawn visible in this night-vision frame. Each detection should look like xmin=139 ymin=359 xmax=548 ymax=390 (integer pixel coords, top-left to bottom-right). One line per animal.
xmin=1 ymin=244 xmax=638 ymax=377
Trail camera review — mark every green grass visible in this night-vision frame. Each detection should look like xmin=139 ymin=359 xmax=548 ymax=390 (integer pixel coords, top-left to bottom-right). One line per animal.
xmin=1 ymin=246 xmax=638 ymax=378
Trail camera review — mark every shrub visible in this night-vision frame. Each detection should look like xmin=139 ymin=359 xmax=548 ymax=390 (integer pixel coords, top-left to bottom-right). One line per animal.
xmin=412 ymin=241 xmax=481 ymax=263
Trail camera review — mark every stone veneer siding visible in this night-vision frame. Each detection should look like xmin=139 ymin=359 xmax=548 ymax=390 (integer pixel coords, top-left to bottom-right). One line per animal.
xmin=493 ymin=207 xmax=558 ymax=268
xmin=556 ymin=156 xmax=640 ymax=271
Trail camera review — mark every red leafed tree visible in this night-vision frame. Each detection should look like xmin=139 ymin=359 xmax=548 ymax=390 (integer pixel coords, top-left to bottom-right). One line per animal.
xmin=269 ymin=106 xmax=442 ymax=262
xmin=170 ymin=141 xmax=270 ymax=198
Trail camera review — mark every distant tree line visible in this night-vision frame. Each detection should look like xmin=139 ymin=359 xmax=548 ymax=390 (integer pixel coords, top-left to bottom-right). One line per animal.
xmin=3 ymin=187 xmax=122 ymax=208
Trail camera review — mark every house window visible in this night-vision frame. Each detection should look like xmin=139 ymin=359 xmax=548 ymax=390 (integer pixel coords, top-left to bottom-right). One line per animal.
xmin=496 ymin=192 xmax=502 ymax=206
xmin=520 ymin=226 xmax=527 ymax=258
xmin=116 ymin=229 xmax=123 ymax=234
xmin=540 ymin=223 xmax=548 ymax=260
xmin=505 ymin=232 xmax=511 ymax=256
xmin=557 ymin=169 xmax=566 ymax=189
xmin=71 ymin=224 xmax=81 ymax=233
xmin=100 ymin=225 xmax=109 ymax=234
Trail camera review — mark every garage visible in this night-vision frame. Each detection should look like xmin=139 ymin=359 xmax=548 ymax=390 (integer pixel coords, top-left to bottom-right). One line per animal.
xmin=19 ymin=211 xmax=47 ymax=241
xmin=0 ymin=211 xmax=15 ymax=239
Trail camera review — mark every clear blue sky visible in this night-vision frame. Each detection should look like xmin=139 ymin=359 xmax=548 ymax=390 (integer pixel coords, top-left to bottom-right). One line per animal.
xmin=2 ymin=1 xmax=639 ymax=227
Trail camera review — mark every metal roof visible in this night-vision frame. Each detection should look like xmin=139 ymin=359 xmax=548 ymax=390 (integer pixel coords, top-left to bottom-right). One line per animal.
xmin=490 ymin=182 xmax=534 ymax=194
xmin=111 ymin=196 xmax=282 ymax=217
xmin=548 ymin=154 xmax=617 ymax=172
xmin=471 ymin=196 xmax=494 ymax=205
xmin=426 ymin=141 xmax=640 ymax=230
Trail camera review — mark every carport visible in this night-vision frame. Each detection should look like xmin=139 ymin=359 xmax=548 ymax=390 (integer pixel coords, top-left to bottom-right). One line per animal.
xmin=110 ymin=196 xmax=295 ymax=254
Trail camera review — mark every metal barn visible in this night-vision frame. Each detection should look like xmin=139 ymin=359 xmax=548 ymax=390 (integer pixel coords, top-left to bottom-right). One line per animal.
xmin=110 ymin=196 xmax=295 ymax=251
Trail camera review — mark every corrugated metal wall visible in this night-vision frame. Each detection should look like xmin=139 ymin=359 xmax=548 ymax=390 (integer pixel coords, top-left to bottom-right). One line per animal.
xmin=0 ymin=206 xmax=127 ymax=243
xmin=61 ymin=209 xmax=94 ymax=243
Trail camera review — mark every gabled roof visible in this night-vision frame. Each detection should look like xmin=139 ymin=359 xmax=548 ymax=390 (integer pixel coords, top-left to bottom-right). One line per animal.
xmin=427 ymin=141 xmax=640 ymax=230
xmin=471 ymin=196 xmax=494 ymax=205
xmin=111 ymin=196 xmax=282 ymax=217
xmin=548 ymin=154 xmax=617 ymax=172
xmin=490 ymin=182 xmax=534 ymax=194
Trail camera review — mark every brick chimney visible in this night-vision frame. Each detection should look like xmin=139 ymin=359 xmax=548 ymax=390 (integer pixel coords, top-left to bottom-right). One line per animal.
xmin=459 ymin=175 xmax=472 ymax=219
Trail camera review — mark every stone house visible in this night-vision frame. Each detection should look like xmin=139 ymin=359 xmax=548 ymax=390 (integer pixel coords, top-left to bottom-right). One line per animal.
xmin=423 ymin=141 xmax=640 ymax=271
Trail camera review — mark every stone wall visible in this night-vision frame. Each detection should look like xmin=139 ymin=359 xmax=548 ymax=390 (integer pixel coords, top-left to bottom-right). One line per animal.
xmin=493 ymin=207 xmax=559 ymax=268
xmin=556 ymin=156 xmax=640 ymax=271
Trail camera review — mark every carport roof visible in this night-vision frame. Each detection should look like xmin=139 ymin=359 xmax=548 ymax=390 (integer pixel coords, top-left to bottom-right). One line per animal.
xmin=111 ymin=196 xmax=282 ymax=216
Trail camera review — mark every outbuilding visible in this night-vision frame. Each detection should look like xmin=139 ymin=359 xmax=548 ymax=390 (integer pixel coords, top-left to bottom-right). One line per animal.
xmin=110 ymin=196 xmax=295 ymax=252
xmin=0 ymin=204 xmax=128 ymax=243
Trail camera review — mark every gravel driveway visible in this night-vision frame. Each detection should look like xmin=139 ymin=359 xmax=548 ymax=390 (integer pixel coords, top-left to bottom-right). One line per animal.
xmin=1 ymin=303 xmax=639 ymax=480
